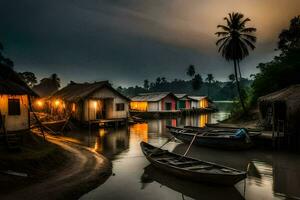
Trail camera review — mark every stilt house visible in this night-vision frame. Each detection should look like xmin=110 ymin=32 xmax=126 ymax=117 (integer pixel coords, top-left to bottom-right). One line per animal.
xmin=0 ymin=64 xmax=37 ymax=133
xmin=50 ymin=81 xmax=130 ymax=123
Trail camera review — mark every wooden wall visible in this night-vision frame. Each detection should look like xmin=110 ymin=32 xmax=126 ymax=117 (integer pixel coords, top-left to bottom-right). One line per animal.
xmin=0 ymin=94 xmax=29 ymax=132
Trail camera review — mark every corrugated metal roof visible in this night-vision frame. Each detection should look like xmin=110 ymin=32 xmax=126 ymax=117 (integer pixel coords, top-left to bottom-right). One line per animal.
xmin=131 ymin=92 xmax=177 ymax=102
xmin=174 ymin=94 xmax=187 ymax=99
xmin=188 ymin=96 xmax=208 ymax=101
xmin=52 ymin=81 xmax=130 ymax=102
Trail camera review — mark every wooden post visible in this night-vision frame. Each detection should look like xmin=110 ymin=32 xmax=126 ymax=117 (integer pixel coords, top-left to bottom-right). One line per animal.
xmin=272 ymin=102 xmax=276 ymax=149
xmin=28 ymin=97 xmax=46 ymax=142
xmin=88 ymin=99 xmax=91 ymax=147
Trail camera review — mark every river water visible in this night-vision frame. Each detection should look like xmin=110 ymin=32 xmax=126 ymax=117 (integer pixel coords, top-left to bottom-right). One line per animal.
xmin=63 ymin=109 xmax=300 ymax=200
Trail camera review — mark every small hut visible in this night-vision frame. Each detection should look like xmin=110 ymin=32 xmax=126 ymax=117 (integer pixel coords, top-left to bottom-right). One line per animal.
xmin=188 ymin=96 xmax=210 ymax=109
xmin=174 ymin=94 xmax=191 ymax=109
xmin=0 ymin=64 xmax=37 ymax=133
xmin=130 ymin=92 xmax=178 ymax=112
xmin=50 ymin=81 xmax=130 ymax=123
xmin=258 ymin=85 xmax=300 ymax=136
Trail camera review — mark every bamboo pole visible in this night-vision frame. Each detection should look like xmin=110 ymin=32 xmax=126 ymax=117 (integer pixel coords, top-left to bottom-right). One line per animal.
xmin=28 ymin=98 xmax=46 ymax=142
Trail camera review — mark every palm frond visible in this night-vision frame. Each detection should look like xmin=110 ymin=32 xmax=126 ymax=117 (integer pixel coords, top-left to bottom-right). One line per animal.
xmin=215 ymin=31 xmax=229 ymax=36
xmin=218 ymin=37 xmax=230 ymax=53
xmin=239 ymin=18 xmax=250 ymax=28
xmin=242 ymin=38 xmax=256 ymax=50
xmin=241 ymin=27 xmax=256 ymax=33
xmin=216 ymin=36 xmax=229 ymax=45
xmin=217 ymin=25 xmax=230 ymax=31
xmin=241 ymin=34 xmax=257 ymax=42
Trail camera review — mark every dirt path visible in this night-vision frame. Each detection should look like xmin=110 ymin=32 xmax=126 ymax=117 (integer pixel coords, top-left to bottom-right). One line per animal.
xmin=2 ymin=135 xmax=112 ymax=200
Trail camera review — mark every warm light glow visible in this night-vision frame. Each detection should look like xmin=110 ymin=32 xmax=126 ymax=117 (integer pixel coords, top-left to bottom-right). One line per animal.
xmin=72 ymin=103 xmax=76 ymax=112
xmin=55 ymin=100 xmax=60 ymax=107
xmin=130 ymin=101 xmax=148 ymax=111
xmin=199 ymin=99 xmax=208 ymax=108
xmin=93 ymin=101 xmax=97 ymax=109
xmin=36 ymin=100 xmax=44 ymax=107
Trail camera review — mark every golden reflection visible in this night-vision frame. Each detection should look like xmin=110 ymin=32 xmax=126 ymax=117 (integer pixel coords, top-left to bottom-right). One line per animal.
xmin=199 ymin=114 xmax=208 ymax=127
xmin=94 ymin=128 xmax=106 ymax=152
xmin=130 ymin=123 xmax=148 ymax=142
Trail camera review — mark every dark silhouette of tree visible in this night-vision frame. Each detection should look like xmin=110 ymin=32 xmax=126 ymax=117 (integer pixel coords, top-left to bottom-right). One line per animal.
xmin=215 ymin=12 xmax=256 ymax=112
xmin=0 ymin=41 xmax=14 ymax=67
xmin=205 ymin=74 xmax=214 ymax=97
xmin=32 ymin=74 xmax=61 ymax=97
xmin=228 ymin=74 xmax=236 ymax=99
xmin=192 ymin=74 xmax=203 ymax=90
xmin=143 ymin=79 xmax=149 ymax=90
xmin=18 ymin=71 xmax=37 ymax=88
xmin=278 ymin=15 xmax=300 ymax=52
xmin=186 ymin=65 xmax=195 ymax=77
xmin=50 ymin=73 xmax=60 ymax=88
xmin=155 ymin=77 xmax=161 ymax=86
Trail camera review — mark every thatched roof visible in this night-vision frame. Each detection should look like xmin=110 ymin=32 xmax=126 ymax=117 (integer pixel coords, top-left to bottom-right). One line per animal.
xmin=0 ymin=64 xmax=37 ymax=96
xmin=258 ymin=84 xmax=300 ymax=105
xmin=51 ymin=81 xmax=130 ymax=102
xmin=131 ymin=92 xmax=178 ymax=102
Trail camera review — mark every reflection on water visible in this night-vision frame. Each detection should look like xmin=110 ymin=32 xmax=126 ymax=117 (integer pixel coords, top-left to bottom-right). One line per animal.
xmin=68 ymin=113 xmax=300 ymax=200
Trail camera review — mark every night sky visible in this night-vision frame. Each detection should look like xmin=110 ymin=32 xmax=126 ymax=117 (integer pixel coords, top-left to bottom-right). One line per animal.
xmin=1 ymin=0 xmax=300 ymax=87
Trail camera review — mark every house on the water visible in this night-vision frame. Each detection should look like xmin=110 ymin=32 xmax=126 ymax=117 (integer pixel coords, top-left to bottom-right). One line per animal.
xmin=175 ymin=94 xmax=191 ymax=109
xmin=189 ymin=96 xmax=210 ymax=109
xmin=0 ymin=64 xmax=37 ymax=134
xmin=50 ymin=81 xmax=130 ymax=124
xmin=258 ymin=85 xmax=300 ymax=148
xmin=130 ymin=92 xmax=178 ymax=112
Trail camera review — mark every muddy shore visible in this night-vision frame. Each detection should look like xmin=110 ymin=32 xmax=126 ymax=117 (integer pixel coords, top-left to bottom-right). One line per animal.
xmin=0 ymin=132 xmax=112 ymax=200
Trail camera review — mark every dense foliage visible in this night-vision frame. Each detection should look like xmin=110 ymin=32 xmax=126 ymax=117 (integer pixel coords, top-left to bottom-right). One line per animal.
xmin=251 ymin=15 xmax=300 ymax=102
xmin=117 ymin=77 xmax=253 ymax=100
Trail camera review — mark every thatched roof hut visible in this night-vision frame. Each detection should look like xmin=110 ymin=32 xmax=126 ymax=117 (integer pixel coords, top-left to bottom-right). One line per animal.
xmin=258 ymin=84 xmax=300 ymax=133
xmin=0 ymin=64 xmax=37 ymax=133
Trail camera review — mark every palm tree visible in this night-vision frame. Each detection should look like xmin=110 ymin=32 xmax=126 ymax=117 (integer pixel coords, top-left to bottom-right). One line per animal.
xmin=50 ymin=73 xmax=61 ymax=89
xmin=205 ymin=74 xmax=214 ymax=97
xmin=228 ymin=74 xmax=236 ymax=99
xmin=215 ymin=12 xmax=256 ymax=112
xmin=186 ymin=65 xmax=195 ymax=77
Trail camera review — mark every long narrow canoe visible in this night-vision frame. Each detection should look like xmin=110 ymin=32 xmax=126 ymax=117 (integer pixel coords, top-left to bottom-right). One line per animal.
xmin=205 ymin=123 xmax=262 ymax=132
xmin=168 ymin=126 xmax=253 ymax=150
xmin=140 ymin=142 xmax=247 ymax=186
xmin=170 ymin=126 xmax=261 ymax=138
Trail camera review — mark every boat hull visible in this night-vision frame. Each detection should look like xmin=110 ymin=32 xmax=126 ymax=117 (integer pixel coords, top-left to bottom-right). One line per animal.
xmin=169 ymin=128 xmax=253 ymax=150
xmin=140 ymin=142 xmax=247 ymax=186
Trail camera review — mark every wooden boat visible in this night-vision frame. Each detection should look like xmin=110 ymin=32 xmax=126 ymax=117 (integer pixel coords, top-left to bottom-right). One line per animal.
xmin=205 ymin=123 xmax=262 ymax=132
xmin=140 ymin=141 xmax=247 ymax=186
xmin=42 ymin=119 xmax=67 ymax=132
xmin=181 ymin=126 xmax=262 ymax=138
xmin=167 ymin=126 xmax=253 ymax=150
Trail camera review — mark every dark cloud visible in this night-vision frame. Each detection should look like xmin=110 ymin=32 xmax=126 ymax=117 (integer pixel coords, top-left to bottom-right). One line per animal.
xmin=0 ymin=0 xmax=299 ymax=86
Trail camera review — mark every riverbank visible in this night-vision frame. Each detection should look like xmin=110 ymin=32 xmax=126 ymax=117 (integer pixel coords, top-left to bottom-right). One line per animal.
xmin=0 ymin=130 xmax=112 ymax=200
xmin=221 ymin=106 xmax=260 ymax=129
